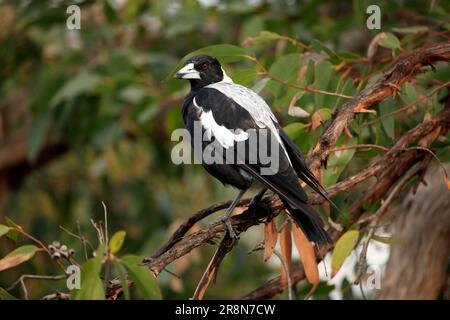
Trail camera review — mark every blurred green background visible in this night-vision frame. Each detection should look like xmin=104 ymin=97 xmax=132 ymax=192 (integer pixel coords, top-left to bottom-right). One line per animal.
xmin=0 ymin=0 xmax=449 ymax=299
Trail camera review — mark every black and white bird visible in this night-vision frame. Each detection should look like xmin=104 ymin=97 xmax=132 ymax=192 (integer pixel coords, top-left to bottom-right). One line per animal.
xmin=175 ymin=54 xmax=332 ymax=243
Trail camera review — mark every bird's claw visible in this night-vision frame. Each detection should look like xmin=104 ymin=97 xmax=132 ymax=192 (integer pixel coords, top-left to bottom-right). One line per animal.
xmin=211 ymin=214 xmax=239 ymax=240
xmin=224 ymin=219 xmax=239 ymax=240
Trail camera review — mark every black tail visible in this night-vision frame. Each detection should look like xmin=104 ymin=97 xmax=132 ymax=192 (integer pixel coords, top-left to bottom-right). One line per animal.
xmin=278 ymin=129 xmax=341 ymax=213
xmin=239 ymin=162 xmax=332 ymax=244
xmin=282 ymin=198 xmax=332 ymax=244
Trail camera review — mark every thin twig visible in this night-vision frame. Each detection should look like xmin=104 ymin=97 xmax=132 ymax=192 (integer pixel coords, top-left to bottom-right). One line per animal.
xmin=41 ymin=292 xmax=70 ymax=300
xmin=327 ymin=144 xmax=389 ymax=155
xmin=77 ymin=221 xmax=91 ymax=260
xmin=192 ymin=235 xmax=237 ymax=300
xmin=90 ymin=219 xmax=105 ymax=246
xmin=246 ymin=55 xmax=354 ymax=100
xmin=102 ymin=201 xmax=109 ymax=249
xmin=7 ymin=274 xmax=67 ymax=300
xmin=405 ymin=146 xmax=450 ymax=179
xmin=60 ymin=224 xmax=94 ymax=261
xmin=273 ymin=251 xmax=293 ymax=300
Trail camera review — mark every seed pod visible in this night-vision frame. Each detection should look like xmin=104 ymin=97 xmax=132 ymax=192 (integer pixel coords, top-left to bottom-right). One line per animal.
xmin=52 ymin=252 xmax=61 ymax=259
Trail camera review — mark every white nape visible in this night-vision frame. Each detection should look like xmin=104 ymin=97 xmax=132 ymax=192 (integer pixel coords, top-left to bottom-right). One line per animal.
xmin=221 ymin=67 xmax=234 ymax=83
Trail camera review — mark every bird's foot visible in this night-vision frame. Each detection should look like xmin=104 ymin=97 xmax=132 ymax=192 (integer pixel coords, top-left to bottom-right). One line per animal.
xmin=211 ymin=214 xmax=239 ymax=240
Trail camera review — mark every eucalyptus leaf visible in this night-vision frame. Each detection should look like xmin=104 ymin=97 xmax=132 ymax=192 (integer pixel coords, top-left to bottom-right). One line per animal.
xmin=122 ymin=255 xmax=161 ymax=300
xmin=314 ymin=61 xmax=333 ymax=107
xmin=50 ymin=71 xmax=101 ymax=107
xmin=0 ymin=245 xmax=39 ymax=272
xmin=109 ymin=231 xmax=126 ymax=254
xmin=0 ymin=225 xmax=9 ymax=238
xmin=378 ymin=32 xmax=401 ymax=49
xmin=323 ymin=138 xmax=357 ymax=186
xmin=71 ymin=245 xmax=106 ymax=300
xmin=331 ymin=230 xmax=360 ymax=277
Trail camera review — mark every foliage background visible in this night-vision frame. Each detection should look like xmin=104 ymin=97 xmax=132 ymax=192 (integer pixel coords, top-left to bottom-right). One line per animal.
xmin=0 ymin=0 xmax=449 ymax=299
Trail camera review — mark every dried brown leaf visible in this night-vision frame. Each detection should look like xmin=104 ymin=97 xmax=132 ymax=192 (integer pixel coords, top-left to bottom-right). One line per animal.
xmin=263 ymin=219 xmax=278 ymax=262
xmin=311 ymin=112 xmax=322 ymax=131
xmin=353 ymin=103 xmax=377 ymax=114
xmin=279 ymin=223 xmax=292 ymax=288
xmin=292 ymin=225 xmax=319 ymax=299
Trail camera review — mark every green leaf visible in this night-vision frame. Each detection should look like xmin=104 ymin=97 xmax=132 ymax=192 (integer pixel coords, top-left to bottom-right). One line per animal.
xmin=266 ymin=54 xmax=300 ymax=97
xmin=232 ymin=68 xmax=258 ymax=86
xmin=334 ymin=78 xmax=356 ymax=108
xmin=27 ymin=111 xmax=52 ymax=163
xmin=311 ymin=39 xmax=337 ymax=58
xmin=331 ymin=230 xmax=360 ymax=277
xmin=168 ymin=44 xmax=250 ymax=79
xmin=305 ymin=60 xmax=315 ymax=85
xmin=109 ymin=231 xmax=126 ymax=254
xmin=247 ymin=31 xmax=287 ymax=45
xmin=5 ymin=218 xmax=19 ymax=242
xmin=122 ymin=255 xmax=161 ymax=300
xmin=402 ymin=83 xmax=419 ymax=104
xmin=0 ymin=225 xmax=9 ymax=238
xmin=316 ymin=108 xmax=332 ymax=121
xmin=0 ymin=245 xmax=39 ymax=272
xmin=323 ymin=138 xmax=357 ymax=186
xmin=72 ymin=276 xmax=105 ymax=300
xmin=314 ymin=61 xmax=333 ymax=107
xmin=337 ymin=51 xmax=362 ymax=60
xmin=378 ymin=32 xmax=401 ymax=49
xmin=283 ymin=123 xmax=305 ymax=138
xmin=114 ymin=261 xmax=130 ymax=300
xmin=392 ymin=26 xmax=428 ymax=34
xmin=71 ymin=245 xmax=106 ymax=300
xmin=0 ymin=287 xmax=17 ymax=300
xmin=239 ymin=15 xmax=264 ymax=44
xmin=379 ymin=98 xmax=395 ymax=140
xmin=50 ymin=71 xmax=101 ymax=107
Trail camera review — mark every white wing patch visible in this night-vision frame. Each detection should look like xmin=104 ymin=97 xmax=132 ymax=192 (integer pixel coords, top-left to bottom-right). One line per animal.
xmin=205 ymin=82 xmax=291 ymax=163
xmin=194 ymin=97 xmax=248 ymax=149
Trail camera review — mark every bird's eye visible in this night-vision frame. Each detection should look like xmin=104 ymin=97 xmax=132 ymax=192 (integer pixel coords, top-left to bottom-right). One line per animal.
xmin=201 ymin=63 xmax=209 ymax=70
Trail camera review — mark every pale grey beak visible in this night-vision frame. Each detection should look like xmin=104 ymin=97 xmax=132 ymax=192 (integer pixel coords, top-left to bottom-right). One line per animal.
xmin=174 ymin=63 xmax=201 ymax=79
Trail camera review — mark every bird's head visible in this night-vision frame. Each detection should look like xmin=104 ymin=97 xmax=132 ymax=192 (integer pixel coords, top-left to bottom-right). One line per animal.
xmin=174 ymin=54 xmax=231 ymax=90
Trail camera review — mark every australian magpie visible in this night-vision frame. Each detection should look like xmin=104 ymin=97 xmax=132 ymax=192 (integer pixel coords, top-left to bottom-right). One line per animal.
xmin=175 ymin=54 xmax=332 ymax=243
